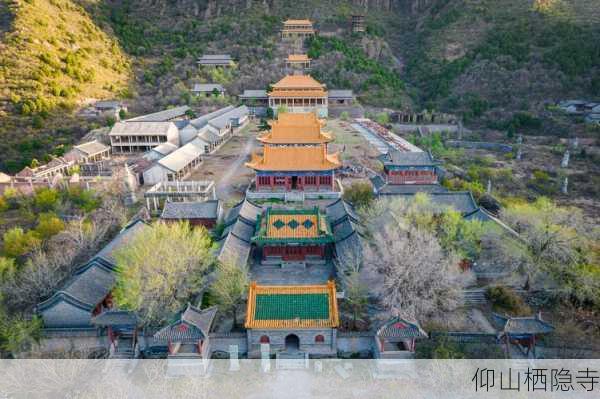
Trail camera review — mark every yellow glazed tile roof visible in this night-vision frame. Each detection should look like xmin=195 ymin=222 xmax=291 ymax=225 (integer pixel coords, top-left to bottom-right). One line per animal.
xmin=258 ymin=113 xmax=332 ymax=144
xmin=269 ymin=89 xmax=327 ymax=98
xmin=287 ymin=54 xmax=311 ymax=62
xmin=245 ymin=144 xmax=341 ymax=171
xmin=284 ymin=19 xmax=313 ymax=26
xmin=245 ymin=281 xmax=339 ymax=329
xmin=266 ymin=213 xmax=319 ymax=239
xmin=271 ymin=75 xmax=325 ymax=90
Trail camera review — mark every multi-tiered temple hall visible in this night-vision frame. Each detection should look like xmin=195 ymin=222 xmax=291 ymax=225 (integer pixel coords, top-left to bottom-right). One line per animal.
xmin=246 ymin=113 xmax=340 ymax=193
xmin=268 ymin=75 xmax=329 ymax=118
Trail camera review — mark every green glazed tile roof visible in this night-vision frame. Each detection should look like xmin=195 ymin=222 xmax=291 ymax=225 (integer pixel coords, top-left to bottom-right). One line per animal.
xmin=254 ymin=293 xmax=330 ymax=320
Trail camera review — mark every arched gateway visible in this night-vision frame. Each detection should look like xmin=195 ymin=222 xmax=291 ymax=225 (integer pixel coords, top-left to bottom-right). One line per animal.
xmin=285 ymin=334 xmax=300 ymax=352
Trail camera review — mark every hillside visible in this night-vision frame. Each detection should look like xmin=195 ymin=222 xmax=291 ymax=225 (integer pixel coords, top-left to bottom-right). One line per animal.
xmin=392 ymin=0 xmax=600 ymax=131
xmin=0 ymin=0 xmax=131 ymax=171
xmin=0 ymin=0 xmax=599 ymax=171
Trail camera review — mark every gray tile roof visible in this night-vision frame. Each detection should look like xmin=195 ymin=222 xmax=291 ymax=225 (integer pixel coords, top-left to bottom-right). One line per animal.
xmin=218 ymin=231 xmax=252 ymax=266
xmin=326 ymin=198 xmax=359 ymax=224
xmin=91 ymin=310 xmax=137 ymax=326
xmin=208 ymin=106 xmax=248 ymax=130
xmin=192 ymin=83 xmax=224 ymax=93
xmin=127 ymin=106 xmax=191 ymax=122
xmin=326 ymin=199 xmax=363 ymax=265
xmin=379 ymin=149 xmax=435 ymax=166
xmin=109 ymin=122 xmax=175 ymax=136
xmin=218 ymin=200 xmax=262 ymax=265
xmin=74 ymin=140 xmax=110 ymax=156
xmin=95 ymin=100 xmax=122 ymax=109
xmin=493 ymin=313 xmax=554 ymax=335
xmin=373 ymin=181 xmax=449 ymax=195
xmin=198 ymin=55 xmax=233 ymax=65
xmin=154 ymin=305 xmax=217 ymax=343
xmin=157 ymin=141 xmax=203 ymax=172
xmin=96 ymin=220 xmax=151 ymax=265
xmin=198 ymin=129 xmax=221 ymax=144
xmin=377 ymin=317 xmax=427 ymax=340
xmin=161 ymin=200 xmax=220 ymax=220
xmin=392 ymin=192 xmax=479 ymax=215
xmin=151 ymin=142 xmax=178 ymax=156
xmin=239 ymin=90 xmax=268 ymax=99
xmin=61 ymin=263 xmax=116 ymax=308
xmin=179 ymin=106 xmax=235 ymax=145
xmin=38 ymin=220 xmax=151 ymax=312
xmin=328 ymin=89 xmax=354 ymax=99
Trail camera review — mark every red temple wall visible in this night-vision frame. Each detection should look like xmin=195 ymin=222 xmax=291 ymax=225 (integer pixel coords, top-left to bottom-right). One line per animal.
xmin=386 ymin=170 xmax=437 ymax=185
xmin=263 ymin=245 xmax=325 ymax=261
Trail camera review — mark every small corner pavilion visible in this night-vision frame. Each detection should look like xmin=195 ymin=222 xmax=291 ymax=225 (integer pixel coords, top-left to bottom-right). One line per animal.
xmin=251 ymin=207 xmax=334 ymax=264
xmin=493 ymin=312 xmax=554 ymax=358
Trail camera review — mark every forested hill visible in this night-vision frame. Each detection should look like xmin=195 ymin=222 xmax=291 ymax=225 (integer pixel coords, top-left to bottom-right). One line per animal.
xmin=0 ymin=0 xmax=599 ymax=172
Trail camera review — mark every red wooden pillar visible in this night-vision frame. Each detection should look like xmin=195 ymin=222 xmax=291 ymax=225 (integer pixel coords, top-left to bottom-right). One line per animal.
xmin=316 ymin=175 xmax=320 ymax=191
xmin=270 ymin=176 xmax=274 ymax=191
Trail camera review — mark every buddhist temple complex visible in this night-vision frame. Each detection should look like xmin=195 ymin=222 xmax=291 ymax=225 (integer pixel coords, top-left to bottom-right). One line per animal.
xmin=268 ymin=75 xmax=329 ymax=117
xmin=281 ymin=19 xmax=315 ymax=39
xmin=252 ymin=207 xmax=334 ymax=264
xmin=246 ymin=113 xmax=340 ymax=192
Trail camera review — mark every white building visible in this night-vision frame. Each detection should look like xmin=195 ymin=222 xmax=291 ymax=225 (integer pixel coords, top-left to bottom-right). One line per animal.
xmin=109 ymin=122 xmax=179 ymax=153
xmin=143 ymin=141 xmax=204 ymax=185
xmin=138 ymin=105 xmax=249 ymax=185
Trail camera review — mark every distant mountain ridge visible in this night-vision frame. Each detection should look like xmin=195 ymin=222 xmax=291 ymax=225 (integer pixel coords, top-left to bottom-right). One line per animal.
xmin=0 ymin=0 xmax=598 ymax=172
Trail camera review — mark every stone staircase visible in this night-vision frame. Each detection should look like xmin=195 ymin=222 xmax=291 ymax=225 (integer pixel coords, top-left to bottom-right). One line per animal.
xmin=463 ymin=288 xmax=487 ymax=305
xmin=109 ymin=336 xmax=137 ymax=359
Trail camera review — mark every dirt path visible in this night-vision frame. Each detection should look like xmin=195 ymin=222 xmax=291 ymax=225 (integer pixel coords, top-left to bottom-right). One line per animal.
xmin=468 ymin=309 xmax=496 ymax=334
xmin=215 ymin=133 xmax=256 ymax=199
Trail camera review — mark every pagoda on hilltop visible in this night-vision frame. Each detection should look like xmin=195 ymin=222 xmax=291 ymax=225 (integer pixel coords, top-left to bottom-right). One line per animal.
xmin=246 ymin=113 xmax=340 ymax=192
xmin=268 ymin=75 xmax=328 ymax=117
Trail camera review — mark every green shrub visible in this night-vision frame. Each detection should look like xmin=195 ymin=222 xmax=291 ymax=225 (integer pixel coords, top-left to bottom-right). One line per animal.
xmin=486 ymin=285 xmax=531 ymax=315
xmin=34 ymin=212 xmax=65 ymax=240
xmin=343 ymin=181 xmax=374 ymax=209
xmin=2 ymin=228 xmax=41 ymax=258
xmin=33 ymin=188 xmax=60 ymax=212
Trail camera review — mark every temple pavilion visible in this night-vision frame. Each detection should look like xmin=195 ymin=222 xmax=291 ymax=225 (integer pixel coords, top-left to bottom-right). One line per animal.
xmin=268 ymin=75 xmax=328 ymax=117
xmin=281 ymin=19 xmax=316 ymax=40
xmin=251 ymin=207 xmax=334 ymax=264
xmin=286 ymin=54 xmax=311 ymax=70
xmin=246 ymin=113 xmax=340 ymax=192
xmin=245 ymin=281 xmax=339 ymax=357
xmin=379 ymin=149 xmax=440 ymax=185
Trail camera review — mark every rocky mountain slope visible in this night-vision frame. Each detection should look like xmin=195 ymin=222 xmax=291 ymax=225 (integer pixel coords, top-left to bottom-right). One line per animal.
xmin=0 ymin=0 xmax=598 ymax=171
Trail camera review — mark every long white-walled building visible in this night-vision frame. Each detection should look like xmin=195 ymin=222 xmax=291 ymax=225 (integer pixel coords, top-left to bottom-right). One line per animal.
xmin=143 ymin=141 xmax=204 ymax=185
xmin=140 ymin=105 xmax=249 ymax=185
xmin=109 ymin=122 xmax=179 ymax=153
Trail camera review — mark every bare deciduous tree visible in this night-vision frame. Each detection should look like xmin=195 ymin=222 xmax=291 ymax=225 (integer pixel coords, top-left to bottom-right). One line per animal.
xmin=1 ymin=198 xmax=127 ymax=312
xmin=364 ymin=224 xmax=471 ymax=321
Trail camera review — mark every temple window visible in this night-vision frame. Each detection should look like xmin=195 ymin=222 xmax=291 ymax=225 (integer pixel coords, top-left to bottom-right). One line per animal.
xmin=260 ymin=335 xmax=270 ymax=344
xmin=315 ymin=335 xmax=325 ymax=343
